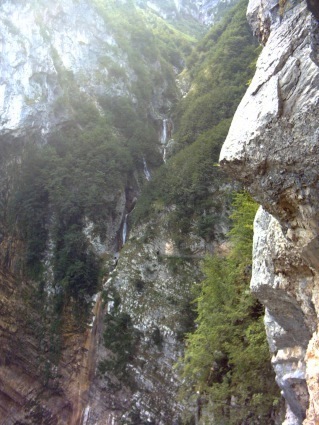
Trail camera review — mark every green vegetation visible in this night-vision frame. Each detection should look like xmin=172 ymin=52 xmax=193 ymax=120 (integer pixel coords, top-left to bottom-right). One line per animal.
xmin=133 ymin=0 xmax=260 ymax=248
xmin=0 ymin=0 xmax=280 ymax=421
xmin=178 ymin=192 xmax=280 ymax=424
xmin=91 ymin=0 xmax=197 ymax=115
xmin=11 ymin=91 xmax=157 ymax=319
xmin=29 ymin=284 xmax=63 ymax=386
xmin=174 ymin=0 xmax=261 ymax=147
xmin=100 ymin=311 xmax=138 ymax=377
xmin=99 ymin=287 xmax=139 ymax=381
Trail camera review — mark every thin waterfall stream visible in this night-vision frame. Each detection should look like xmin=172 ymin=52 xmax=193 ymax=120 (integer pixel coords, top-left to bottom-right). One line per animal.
xmin=161 ymin=118 xmax=167 ymax=144
xmin=122 ymin=213 xmax=128 ymax=245
xmin=160 ymin=118 xmax=173 ymax=163
xmin=143 ymin=157 xmax=151 ymax=181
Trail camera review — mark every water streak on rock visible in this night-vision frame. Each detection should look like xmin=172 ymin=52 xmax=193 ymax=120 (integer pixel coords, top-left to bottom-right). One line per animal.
xmin=122 ymin=214 xmax=128 ymax=245
xmin=161 ymin=118 xmax=167 ymax=144
xmin=143 ymin=157 xmax=151 ymax=181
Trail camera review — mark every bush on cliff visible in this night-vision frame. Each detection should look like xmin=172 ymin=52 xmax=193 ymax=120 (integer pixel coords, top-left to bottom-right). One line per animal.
xmin=178 ymin=192 xmax=281 ymax=424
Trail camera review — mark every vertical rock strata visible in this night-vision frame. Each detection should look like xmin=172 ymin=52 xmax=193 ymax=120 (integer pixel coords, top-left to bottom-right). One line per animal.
xmin=220 ymin=1 xmax=319 ymax=424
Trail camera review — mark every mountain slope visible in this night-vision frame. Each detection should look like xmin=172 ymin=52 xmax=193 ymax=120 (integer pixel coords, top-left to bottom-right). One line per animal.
xmin=0 ymin=1 xmax=197 ymax=423
xmin=100 ymin=1 xmax=280 ymax=423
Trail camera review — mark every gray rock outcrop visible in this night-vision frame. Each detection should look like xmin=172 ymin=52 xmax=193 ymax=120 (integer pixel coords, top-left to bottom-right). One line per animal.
xmin=0 ymin=0 xmax=134 ymax=138
xmin=220 ymin=0 xmax=319 ymax=423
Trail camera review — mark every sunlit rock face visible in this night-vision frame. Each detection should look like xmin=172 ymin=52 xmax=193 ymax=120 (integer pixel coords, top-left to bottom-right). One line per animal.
xmin=220 ymin=1 xmax=319 ymax=423
xmin=178 ymin=0 xmax=238 ymax=24
xmin=137 ymin=0 xmax=238 ymax=25
xmin=0 ymin=0 xmax=236 ymax=141
xmin=0 ymin=0 xmax=132 ymax=138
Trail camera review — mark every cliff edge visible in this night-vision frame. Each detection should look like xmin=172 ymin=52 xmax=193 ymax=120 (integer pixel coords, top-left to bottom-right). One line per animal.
xmin=220 ymin=0 xmax=319 ymax=423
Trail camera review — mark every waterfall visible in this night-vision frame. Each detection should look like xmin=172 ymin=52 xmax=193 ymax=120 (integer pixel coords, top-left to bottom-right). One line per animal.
xmin=122 ymin=214 xmax=128 ymax=245
xmin=143 ymin=157 xmax=151 ymax=181
xmin=174 ymin=0 xmax=181 ymax=12
xmin=160 ymin=118 xmax=172 ymax=162
xmin=82 ymin=405 xmax=90 ymax=425
xmin=161 ymin=119 xmax=167 ymax=144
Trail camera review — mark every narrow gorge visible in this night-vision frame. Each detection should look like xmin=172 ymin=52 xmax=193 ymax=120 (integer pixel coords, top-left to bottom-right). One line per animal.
xmin=0 ymin=0 xmax=318 ymax=424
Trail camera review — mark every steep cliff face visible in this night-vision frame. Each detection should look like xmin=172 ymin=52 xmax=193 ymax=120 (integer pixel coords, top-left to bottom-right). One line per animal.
xmin=0 ymin=0 xmax=185 ymax=141
xmin=0 ymin=1 xmax=177 ymax=423
xmin=0 ymin=0 xmax=128 ymax=138
xmin=220 ymin=0 xmax=319 ymax=423
xmin=100 ymin=215 xmax=202 ymax=424
xmin=0 ymin=238 xmax=88 ymax=424
xmin=0 ymin=0 xmax=242 ymax=423
xmin=137 ymin=0 xmax=238 ymax=25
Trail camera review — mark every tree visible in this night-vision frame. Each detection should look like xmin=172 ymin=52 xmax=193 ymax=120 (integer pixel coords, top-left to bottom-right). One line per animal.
xmin=178 ymin=192 xmax=280 ymax=424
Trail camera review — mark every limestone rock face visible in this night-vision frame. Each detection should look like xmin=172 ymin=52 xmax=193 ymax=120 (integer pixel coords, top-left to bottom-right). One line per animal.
xmin=0 ymin=0 xmax=134 ymax=138
xmin=98 ymin=212 xmax=204 ymax=424
xmin=177 ymin=0 xmax=239 ymax=24
xmin=0 ymin=0 xmax=235 ymax=141
xmin=137 ymin=0 xmax=239 ymax=25
xmin=220 ymin=1 xmax=319 ymax=423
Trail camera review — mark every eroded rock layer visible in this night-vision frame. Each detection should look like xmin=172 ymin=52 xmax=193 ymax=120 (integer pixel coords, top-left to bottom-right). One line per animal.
xmin=220 ymin=1 xmax=319 ymax=423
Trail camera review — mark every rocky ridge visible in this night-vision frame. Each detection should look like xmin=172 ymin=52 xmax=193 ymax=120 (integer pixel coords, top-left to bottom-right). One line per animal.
xmin=220 ymin=0 xmax=319 ymax=423
xmin=101 ymin=218 xmax=202 ymax=424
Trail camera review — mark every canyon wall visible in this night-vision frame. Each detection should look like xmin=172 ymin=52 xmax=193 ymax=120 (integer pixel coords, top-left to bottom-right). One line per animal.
xmin=220 ymin=0 xmax=319 ymax=423
xmin=0 ymin=0 xmax=235 ymax=423
xmin=0 ymin=1 xmax=170 ymax=423
xmin=137 ymin=0 xmax=238 ymax=25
